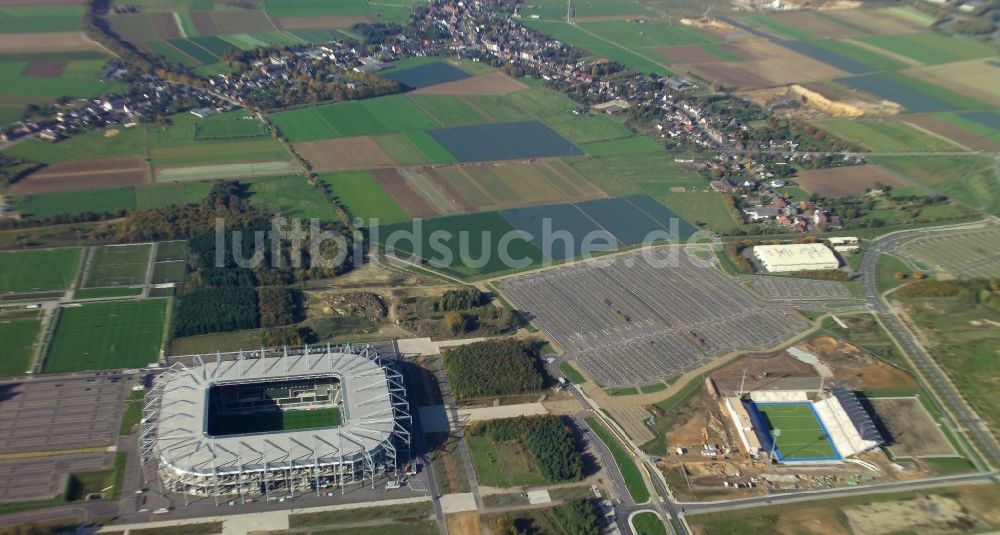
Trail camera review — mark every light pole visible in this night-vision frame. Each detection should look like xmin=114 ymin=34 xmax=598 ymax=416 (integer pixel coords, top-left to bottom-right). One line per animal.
xmin=769 ymin=428 xmax=781 ymax=463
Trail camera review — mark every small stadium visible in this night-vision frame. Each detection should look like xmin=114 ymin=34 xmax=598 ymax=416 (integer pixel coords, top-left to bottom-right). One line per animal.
xmin=715 ymin=373 xmax=883 ymax=464
xmin=140 ymin=344 xmax=411 ymax=498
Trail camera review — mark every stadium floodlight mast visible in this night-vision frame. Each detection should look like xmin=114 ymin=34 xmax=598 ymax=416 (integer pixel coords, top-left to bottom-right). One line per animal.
xmin=769 ymin=428 xmax=782 ymax=463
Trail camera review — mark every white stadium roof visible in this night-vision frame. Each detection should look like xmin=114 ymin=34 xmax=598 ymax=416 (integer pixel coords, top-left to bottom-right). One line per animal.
xmin=753 ymin=243 xmax=840 ymax=273
xmin=153 ymin=350 xmax=397 ymax=476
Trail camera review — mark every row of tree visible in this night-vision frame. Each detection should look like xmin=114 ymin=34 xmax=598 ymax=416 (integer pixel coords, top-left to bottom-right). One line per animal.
xmin=443 ymin=339 xmax=544 ymax=400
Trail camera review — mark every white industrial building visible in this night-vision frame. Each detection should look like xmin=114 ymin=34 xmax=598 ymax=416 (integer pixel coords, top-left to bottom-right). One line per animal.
xmin=753 ymin=243 xmax=840 ymax=273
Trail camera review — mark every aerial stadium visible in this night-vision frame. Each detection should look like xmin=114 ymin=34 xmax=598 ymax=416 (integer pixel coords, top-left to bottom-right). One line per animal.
xmin=139 ymin=344 xmax=411 ymax=498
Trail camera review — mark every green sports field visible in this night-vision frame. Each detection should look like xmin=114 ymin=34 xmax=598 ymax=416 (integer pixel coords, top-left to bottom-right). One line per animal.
xmin=0 ymin=248 xmax=82 ymax=294
xmin=755 ymin=403 xmax=839 ymax=460
xmin=209 ymin=407 xmax=342 ymax=436
xmin=82 ymin=244 xmax=152 ymax=288
xmin=0 ymin=318 xmax=40 ymax=376
xmin=44 ymin=299 xmax=168 ymax=373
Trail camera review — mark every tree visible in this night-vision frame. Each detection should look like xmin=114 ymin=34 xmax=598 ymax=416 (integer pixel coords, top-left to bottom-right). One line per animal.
xmin=894 ymin=272 xmax=906 ymax=280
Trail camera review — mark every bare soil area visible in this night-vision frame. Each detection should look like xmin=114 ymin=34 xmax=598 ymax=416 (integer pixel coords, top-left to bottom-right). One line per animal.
xmin=292 ymin=136 xmax=395 ymax=172
xmin=802 ymin=335 xmax=916 ymax=392
xmin=653 ymin=45 xmax=740 ymax=64
xmin=9 ymin=157 xmax=149 ymax=194
xmin=22 ymin=61 xmax=66 ymax=78
xmin=869 ymin=397 xmax=955 ymax=457
xmin=769 ymin=10 xmax=865 ymax=38
xmin=413 ymin=72 xmax=528 ymax=96
xmin=371 ymin=168 xmax=443 ymax=218
xmin=794 ymin=164 xmax=910 ymax=198
xmin=678 ymin=39 xmax=845 ymax=90
xmin=0 ymin=32 xmax=98 ymax=53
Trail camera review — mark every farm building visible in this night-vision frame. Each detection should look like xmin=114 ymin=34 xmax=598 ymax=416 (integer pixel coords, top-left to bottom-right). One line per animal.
xmin=140 ymin=344 xmax=411 ymax=499
xmin=753 ymin=243 xmax=840 ymax=272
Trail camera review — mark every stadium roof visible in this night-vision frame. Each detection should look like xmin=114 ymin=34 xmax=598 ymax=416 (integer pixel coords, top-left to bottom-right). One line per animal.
xmin=832 ymin=386 xmax=884 ymax=445
xmin=753 ymin=243 xmax=840 ymax=272
xmin=153 ymin=350 xmax=397 ymax=476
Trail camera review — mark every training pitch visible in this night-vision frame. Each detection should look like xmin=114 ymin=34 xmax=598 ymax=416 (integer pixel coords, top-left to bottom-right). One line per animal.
xmin=755 ymin=402 xmax=840 ymax=461
xmin=44 ymin=299 xmax=168 ymax=373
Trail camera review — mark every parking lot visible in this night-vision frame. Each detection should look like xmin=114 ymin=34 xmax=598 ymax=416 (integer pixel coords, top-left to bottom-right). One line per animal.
xmin=0 ymin=453 xmax=111 ymax=502
xmin=744 ymin=276 xmax=852 ymax=301
xmin=500 ymin=248 xmax=808 ymax=385
xmin=0 ymin=376 xmax=127 ymax=453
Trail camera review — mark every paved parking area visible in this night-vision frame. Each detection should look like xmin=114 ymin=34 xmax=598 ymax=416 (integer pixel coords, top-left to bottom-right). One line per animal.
xmin=500 ymin=249 xmax=808 ymax=386
xmin=0 ymin=376 xmax=127 ymax=453
xmin=0 ymin=453 xmax=111 ymax=502
xmin=744 ymin=276 xmax=852 ymax=300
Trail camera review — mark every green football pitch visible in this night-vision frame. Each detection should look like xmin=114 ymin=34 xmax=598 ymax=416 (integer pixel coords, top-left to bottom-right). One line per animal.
xmin=209 ymin=407 xmax=342 ymax=436
xmin=44 ymin=299 xmax=168 ymax=373
xmin=756 ymin=403 xmax=839 ymax=460
xmin=82 ymin=244 xmax=152 ymax=288
xmin=0 ymin=247 xmax=82 ymax=293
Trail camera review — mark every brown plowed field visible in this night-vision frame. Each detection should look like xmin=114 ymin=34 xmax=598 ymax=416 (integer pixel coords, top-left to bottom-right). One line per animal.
xmin=0 ymin=32 xmax=98 ymax=53
xmin=678 ymin=40 xmax=845 ymax=89
xmin=420 ymin=167 xmax=477 ymax=213
xmin=870 ymin=397 xmax=956 ymax=457
xmin=412 ymin=72 xmax=528 ymax=96
xmin=769 ymin=11 xmax=866 ymax=38
xmin=292 ymin=137 xmax=395 ymax=172
xmin=903 ymin=114 xmax=1000 ymax=152
xmin=9 ymin=157 xmax=149 ymax=194
xmin=653 ymin=45 xmax=739 ymax=64
xmin=150 ymin=13 xmax=180 ymax=40
xmin=823 ymin=8 xmax=925 ymax=35
xmin=795 ymin=164 xmax=910 ymax=198
xmin=23 ymin=61 xmax=66 ymax=78
xmin=275 ymin=16 xmax=373 ymax=29
xmin=190 ymin=11 xmax=218 ymax=35
xmin=371 ymin=168 xmax=442 ymax=218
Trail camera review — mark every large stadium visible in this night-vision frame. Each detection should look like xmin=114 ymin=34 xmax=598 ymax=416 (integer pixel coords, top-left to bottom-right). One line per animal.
xmin=139 ymin=344 xmax=411 ymax=498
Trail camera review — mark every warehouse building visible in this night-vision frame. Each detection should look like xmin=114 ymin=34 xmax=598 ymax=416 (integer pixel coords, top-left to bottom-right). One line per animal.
xmin=753 ymin=243 xmax=840 ymax=273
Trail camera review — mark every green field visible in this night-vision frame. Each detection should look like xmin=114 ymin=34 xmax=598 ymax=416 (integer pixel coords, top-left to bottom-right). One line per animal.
xmin=518 ymin=0 xmax=653 ymax=21
xmin=559 ymin=361 xmax=587 ymax=384
xmin=585 ymin=417 xmax=649 ymax=503
xmin=856 ymin=32 xmax=998 ymax=65
xmin=264 ymin=0 xmax=415 ymax=23
xmin=319 ymin=171 xmax=409 ymax=225
xmin=0 ymin=248 xmax=82 ymax=294
xmin=375 ymin=131 xmax=458 ymax=165
xmin=271 ymin=94 xmax=438 ymax=142
xmin=812 ymin=118 xmax=965 ymax=152
xmin=739 ymin=14 xmax=816 ymax=41
xmin=11 ymin=187 xmax=136 ymax=220
xmin=755 ymin=403 xmax=838 ymax=460
xmin=74 ymin=287 xmax=144 ymax=299
xmin=0 ymin=6 xmax=83 ymax=33
xmin=0 ymin=318 xmax=40 ymax=376
xmin=408 ymin=95 xmax=486 ymax=126
xmin=45 ymin=299 xmax=168 ymax=373
xmin=82 ymin=244 xmax=152 ymax=288
xmin=522 ymin=20 xmax=672 ymax=75
xmin=209 ymin=407 xmax=342 ymax=436
xmin=2 ymin=127 xmax=147 ymax=165
xmin=579 ymin=20 xmax=715 ymax=48
xmin=580 ymin=136 xmax=663 ymax=156
xmin=466 ymin=434 xmax=549 ymax=487
xmin=873 ymin=155 xmax=1000 ymax=214
xmin=632 ymin=512 xmax=667 ymax=535
xmin=935 ymin=112 xmax=1000 ymax=145
xmin=247 ymin=175 xmax=338 ymax=220
xmin=657 ymin=192 xmax=740 ymax=234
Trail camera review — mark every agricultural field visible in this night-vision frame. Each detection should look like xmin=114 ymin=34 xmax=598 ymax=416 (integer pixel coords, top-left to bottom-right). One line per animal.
xmin=10 ymin=186 xmax=136 ymax=219
xmin=381 ymin=62 xmax=471 ymax=91
xmin=374 ymin=131 xmax=458 ymax=165
xmin=0 ymin=58 xmax=125 ymax=120
xmin=292 ymin=137 xmax=396 ymax=172
xmin=319 ymin=171 xmax=411 ymax=226
xmin=44 ymin=299 xmax=168 ymax=373
xmin=9 ymin=156 xmax=150 ymax=196
xmin=811 ymin=118 xmax=965 ymax=152
xmin=873 ymin=155 xmax=1000 ymax=214
xmin=408 ymin=95 xmax=487 ymax=127
xmin=793 ymin=164 xmax=912 ymax=198
xmin=855 ymin=32 xmax=997 ymax=66
xmin=903 ymin=113 xmax=1000 ymax=152
xmin=81 ymin=244 xmax=152 ymax=288
xmin=428 ymin=121 xmax=583 ymax=162
xmin=838 ymin=71 xmax=989 ymax=113
xmin=906 ymin=58 xmax=1000 ymax=109
xmin=270 ymin=94 xmax=438 ymax=142
xmin=0 ymin=317 xmax=40 ymax=376
xmin=2 ymin=126 xmax=147 ymax=165
xmin=0 ymin=248 xmax=82 ymax=294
